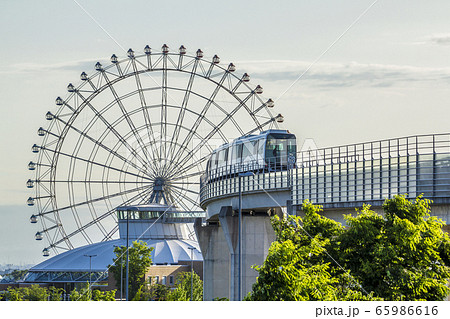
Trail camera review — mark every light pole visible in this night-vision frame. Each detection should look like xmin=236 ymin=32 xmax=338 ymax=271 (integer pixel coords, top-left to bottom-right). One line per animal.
xmin=188 ymin=246 xmax=196 ymax=301
xmin=126 ymin=210 xmax=130 ymax=301
xmin=238 ymin=171 xmax=254 ymax=301
xmin=83 ymin=254 xmax=97 ymax=300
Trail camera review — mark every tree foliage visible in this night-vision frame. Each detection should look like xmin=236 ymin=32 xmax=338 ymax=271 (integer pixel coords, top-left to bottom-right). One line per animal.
xmin=166 ymin=272 xmax=203 ymax=301
xmin=109 ymin=240 xmax=153 ymax=300
xmin=1 ymin=285 xmax=44 ymax=301
xmin=69 ymin=284 xmax=116 ymax=301
xmin=0 ymin=284 xmax=115 ymax=301
xmin=247 ymin=195 xmax=450 ymax=301
xmin=130 ymin=283 xmax=170 ymax=301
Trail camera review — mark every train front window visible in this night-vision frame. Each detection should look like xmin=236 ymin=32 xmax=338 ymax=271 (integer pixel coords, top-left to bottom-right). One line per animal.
xmin=265 ymin=134 xmax=297 ymax=165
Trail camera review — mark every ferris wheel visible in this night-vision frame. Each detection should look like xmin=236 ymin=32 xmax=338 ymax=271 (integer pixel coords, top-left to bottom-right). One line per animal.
xmin=27 ymin=44 xmax=284 ymax=257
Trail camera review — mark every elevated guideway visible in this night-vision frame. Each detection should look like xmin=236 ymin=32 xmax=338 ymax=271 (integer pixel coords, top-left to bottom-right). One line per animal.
xmin=200 ymin=133 xmax=450 ymax=218
xmin=196 ymin=133 xmax=450 ymax=300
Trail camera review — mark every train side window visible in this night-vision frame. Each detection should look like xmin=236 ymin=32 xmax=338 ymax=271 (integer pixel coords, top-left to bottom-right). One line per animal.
xmin=211 ymin=152 xmax=218 ymax=169
xmin=224 ymin=147 xmax=229 ymax=166
xmin=232 ymin=143 xmax=243 ymax=164
xmin=238 ymin=144 xmax=243 ymax=159
xmin=242 ymin=141 xmax=253 ymax=162
xmin=217 ymin=149 xmax=228 ymax=168
xmin=257 ymin=139 xmax=265 ymax=161
xmin=251 ymin=140 xmax=258 ymax=161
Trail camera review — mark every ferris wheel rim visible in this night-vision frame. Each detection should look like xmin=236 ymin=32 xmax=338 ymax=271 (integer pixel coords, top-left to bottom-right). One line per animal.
xmin=28 ymin=45 xmax=282 ymax=256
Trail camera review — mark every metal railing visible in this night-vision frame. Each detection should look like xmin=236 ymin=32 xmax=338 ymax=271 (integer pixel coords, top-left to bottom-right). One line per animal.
xmin=200 ymin=158 xmax=293 ymax=207
xmin=297 ymin=133 xmax=450 ymax=167
xmin=293 ymin=133 xmax=450 ymax=206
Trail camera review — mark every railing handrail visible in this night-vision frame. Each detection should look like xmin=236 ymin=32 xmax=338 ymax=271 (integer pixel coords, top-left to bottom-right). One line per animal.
xmin=297 ymin=133 xmax=450 ymax=167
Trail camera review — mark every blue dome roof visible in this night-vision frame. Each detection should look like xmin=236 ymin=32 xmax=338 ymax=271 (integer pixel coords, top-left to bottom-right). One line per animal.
xmin=30 ymin=238 xmax=202 ymax=272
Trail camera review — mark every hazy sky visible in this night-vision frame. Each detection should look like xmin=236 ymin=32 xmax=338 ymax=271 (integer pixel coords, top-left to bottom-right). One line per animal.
xmin=1 ymin=0 xmax=450 ymax=265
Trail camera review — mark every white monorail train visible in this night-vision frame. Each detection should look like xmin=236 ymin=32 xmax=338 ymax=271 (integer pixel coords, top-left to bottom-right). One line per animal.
xmin=203 ymin=129 xmax=297 ymax=182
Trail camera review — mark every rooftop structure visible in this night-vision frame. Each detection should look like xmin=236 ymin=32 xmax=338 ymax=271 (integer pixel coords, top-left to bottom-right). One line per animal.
xmin=24 ymin=203 xmax=204 ymax=286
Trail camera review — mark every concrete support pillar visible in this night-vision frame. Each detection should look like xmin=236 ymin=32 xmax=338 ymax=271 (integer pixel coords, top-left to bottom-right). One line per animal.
xmin=195 ymin=207 xmax=277 ymax=300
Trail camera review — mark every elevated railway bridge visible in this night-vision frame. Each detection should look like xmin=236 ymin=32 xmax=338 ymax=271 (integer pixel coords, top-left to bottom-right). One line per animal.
xmin=195 ymin=133 xmax=450 ymax=300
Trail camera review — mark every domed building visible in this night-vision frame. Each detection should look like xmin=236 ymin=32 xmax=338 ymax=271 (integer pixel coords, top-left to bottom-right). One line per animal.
xmin=24 ymin=203 xmax=204 ymax=295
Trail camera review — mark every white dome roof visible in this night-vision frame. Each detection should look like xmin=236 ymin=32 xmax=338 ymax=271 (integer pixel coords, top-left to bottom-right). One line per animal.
xmin=30 ymin=238 xmax=202 ymax=272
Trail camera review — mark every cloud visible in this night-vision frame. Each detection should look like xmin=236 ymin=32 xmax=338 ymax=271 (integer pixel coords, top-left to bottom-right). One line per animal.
xmin=428 ymin=34 xmax=450 ymax=46
xmin=3 ymin=59 xmax=98 ymax=75
xmin=6 ymin=57 xmax=450 ymax=90
xmin=235 ymin=60 xmax=450 ymax=89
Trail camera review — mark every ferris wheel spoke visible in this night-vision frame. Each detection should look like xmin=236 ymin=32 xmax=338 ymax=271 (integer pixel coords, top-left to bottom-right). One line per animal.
xmin=74 ymin=92 xmax=151 ymax=171
xmin=166 ymin=58 xmax=200 ymax=163
xmin=54 ymin=115 xmax=151 ymax=178
xmin=167 ymin=156 xmax=208 ymax=181
xmin=48 ymin=186 xmax=150 ymax=249
xmin=170 ymin=181 xmax=201 ymax=185
xmin=171 ymin=170 xmax=204 ymax=181
xmin=145 ymin=118 xmax=216 ymax=178
xmin=40 ymin=145 xmax=152 ymax=182
xmin=170 ymin=69 xmax=231 ymax=164
xmin=102 ymin=224 xmax=119 ymax=242
xmin=99 ymin=71 xmax=155 ymax=167
xmin=245 ymin=117 xmax=278 ymax=135
xmin=160 ymin=53 xmax=169 ymax=161
xmin=174 ymin=90 xmax=260 ymax=172
xmin=40 ymin=184 xmax=151 ymax=219
xmin=170 ymin=184 xmax=199 ymax=196
xmin=130 ymin=58 xmax=162 ymax=163
xmin=37 ymin=180 xmax=149 ymax=184
xmin=170 ymin=187 xmax=201 ymax=210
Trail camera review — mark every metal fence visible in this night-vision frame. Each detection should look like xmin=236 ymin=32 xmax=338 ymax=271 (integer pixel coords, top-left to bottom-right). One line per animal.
xmin=293 ymin=133 xmax=450 ymax=206
xmin=199 ymin=167 xmax=291 ymax=207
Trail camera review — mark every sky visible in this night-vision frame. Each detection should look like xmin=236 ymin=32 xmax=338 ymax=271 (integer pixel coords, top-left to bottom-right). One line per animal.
xmin=0 ymin=0 xmax=449 ymax=266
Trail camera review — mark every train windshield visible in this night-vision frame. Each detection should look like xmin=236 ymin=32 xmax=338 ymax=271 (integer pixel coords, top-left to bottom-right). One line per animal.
xmin=265 ymin=134 xmax=297 ymax=166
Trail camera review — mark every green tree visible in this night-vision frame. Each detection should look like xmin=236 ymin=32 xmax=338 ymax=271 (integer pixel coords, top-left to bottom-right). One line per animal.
xmin=48 ymin=286 xmax=65 ymax=301
xmin=340 ymin=195 xmax=450 ymax=300
xmin=149 ymin=283 xmax=171 ymax=301
xmin=0 ymin=285 xmax=64 ymax=301
xmin=1 ymin=287 xmax=26 ymax=301
xmin=109 ymin=240 xmax=153 ymax=300
xmin=248 ymin=195 xmax=450 ymax=301
xmin=131 ymin=282 xmax=171 ymax=301
xmin=166 ymin=272 xmax=203 ymax=301
xmin=69 ymin=284 xmax=116 ymax=301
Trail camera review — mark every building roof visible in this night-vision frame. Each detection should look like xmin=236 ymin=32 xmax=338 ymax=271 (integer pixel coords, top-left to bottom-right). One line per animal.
xmin=30 ymin=238 xmax=202 ymax=273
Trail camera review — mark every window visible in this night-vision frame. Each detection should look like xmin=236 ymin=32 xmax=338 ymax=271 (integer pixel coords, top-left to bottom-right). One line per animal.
xmin=242 ymin=141 xmax=254 ymax=162
xmin=169 ymin=275 xmax=174 ymax=285
xmin=257 ymin=139 xmax=265 ymax=162
xmin=217 ymin=150 xmax=224 ymax=167
xmin=210 ymin=152 xmax=218 ymax=170
xmin=232 ymin=143 xmax=243 ymax=164
xmin=265 ymin=134 xmax=297 ymax=166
